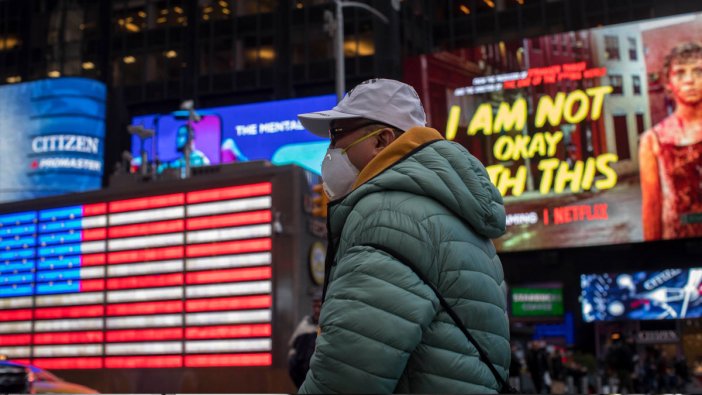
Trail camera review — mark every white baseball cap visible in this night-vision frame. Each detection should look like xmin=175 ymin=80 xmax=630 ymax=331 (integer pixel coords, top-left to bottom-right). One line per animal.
xmin=298 ymin=78 xmax=427 ymax=137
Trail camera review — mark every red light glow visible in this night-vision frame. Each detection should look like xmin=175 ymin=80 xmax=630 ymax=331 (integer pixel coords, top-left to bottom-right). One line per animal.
xmin=186 ymin=183 xmax=272 ymax=204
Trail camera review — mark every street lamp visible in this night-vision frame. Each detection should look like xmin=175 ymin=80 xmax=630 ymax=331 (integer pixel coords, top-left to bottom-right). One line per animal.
xmin=127 ymin=124 xmax=155 ymax=176
xmin=326 ymin=0 xmax=399 ymax=102
xmin=179 ymin=99 xmax=201 ymax=179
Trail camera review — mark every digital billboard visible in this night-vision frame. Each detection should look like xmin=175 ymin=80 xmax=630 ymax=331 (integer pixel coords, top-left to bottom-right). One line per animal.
xmin=404 ymin=12 xmax=702 ymax=251
xmin=130 ymin=95 xmax=336 ymax=175
xmin=0 ymin=78 xmax=106 ymax=204
xmin=0 ymin=183 xmax=274 ymax=369
xmin=580 ymin=268 xmax=702 ymax=322
xmin=511 ymin=287 xmax=564 ymax=317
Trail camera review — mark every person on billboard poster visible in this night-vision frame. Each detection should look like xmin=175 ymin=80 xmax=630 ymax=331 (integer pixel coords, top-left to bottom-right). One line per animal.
xmin=639 ymin=42 xmax=702 ymax=240
xmin=158 ymin=124 xmax=211 ymax=172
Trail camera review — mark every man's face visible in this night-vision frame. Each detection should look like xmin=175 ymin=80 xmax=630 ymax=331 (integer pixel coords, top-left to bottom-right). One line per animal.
xmin=667 ymin=57 xmax=702 ymax=106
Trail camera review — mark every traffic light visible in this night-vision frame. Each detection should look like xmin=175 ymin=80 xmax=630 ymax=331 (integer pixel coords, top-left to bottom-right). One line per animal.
xmin=311 ymin=183 xmax=328 ymax=218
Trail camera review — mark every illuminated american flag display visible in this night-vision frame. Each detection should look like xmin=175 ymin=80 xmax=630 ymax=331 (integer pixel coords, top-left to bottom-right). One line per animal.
xmin=0 ymin=182 xmax=274 ymax=369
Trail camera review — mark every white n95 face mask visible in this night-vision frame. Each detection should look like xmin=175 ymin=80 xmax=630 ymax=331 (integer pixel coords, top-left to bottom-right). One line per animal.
xmin=321 ymin=128 xmax=384 ymax=200
xmin=321 ymin=148 xmax=359 ymax=200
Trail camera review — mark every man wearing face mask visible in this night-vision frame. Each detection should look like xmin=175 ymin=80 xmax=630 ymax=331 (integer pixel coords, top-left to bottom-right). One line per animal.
xmin=296 ymin=78 xmax=510 ymax=393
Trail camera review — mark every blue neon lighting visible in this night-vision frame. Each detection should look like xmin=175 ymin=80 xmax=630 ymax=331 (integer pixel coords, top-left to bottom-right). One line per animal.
xmin=36 ymin=268 xmax=82 ymax=282
xmin=0 ymin=236 xmax=37 ymax=249
xmin=0 ymin=78 xmax=106 ymax=204
xmin=0 ymin=249 xmax=35 ymax=261
xmin=38 ymin=256 xmax=81 ymax=271
xmin=39 ymin=206 xmax=83 ymax=222
xmin=0 ymin=212 xmax=37 ymax=227
xmin=37 ymin=281 xmax=79 ymax=295
xmin=38 ymin=243 xmax=83 ymax=257
xmin=39 ymin=231 xmax=82 ymax=246
xmin=39 ymin=219 xmax=83 ymax=233
xmin=0 ymin=224 xmax=36 ymax=237
xmin=0 ymin=273 xmax=34 ymax=285
xmin=0 ymin=260 xmax=36 ymax=275
xmin=0 ymin=284 xmax=34 ymax=298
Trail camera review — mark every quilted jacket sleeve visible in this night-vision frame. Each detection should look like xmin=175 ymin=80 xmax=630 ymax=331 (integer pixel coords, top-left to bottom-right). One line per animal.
xmin=298 ymin=245 xmax=438 ymax=394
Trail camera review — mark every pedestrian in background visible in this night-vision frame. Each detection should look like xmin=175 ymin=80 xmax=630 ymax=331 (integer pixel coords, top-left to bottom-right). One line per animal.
xmin=295 ymin=78 xmax=510 ymax=393
xmin=287 ymin=291 xmax=322 ymax=389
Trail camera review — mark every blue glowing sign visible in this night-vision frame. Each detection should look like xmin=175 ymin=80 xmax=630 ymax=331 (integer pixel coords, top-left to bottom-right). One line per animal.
xmin=0 ymin=78 xmax=107 ymax=203
xmin=581 ymin=268 xmax=702 ymax=322
xmin=131 ymin=95 xmax=335 ymax=174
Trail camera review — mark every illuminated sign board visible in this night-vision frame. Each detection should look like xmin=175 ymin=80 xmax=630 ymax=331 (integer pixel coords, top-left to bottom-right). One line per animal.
xmin=0 ymin=78 xmax=106 ymax=204
xmin=404 ymin=12 xmax=702 ymax=251
xmin=580 ymin=267 xmax=702 ymax=322
xmin=511 ymin=287 xmax=564 ymax=317
xmin=0 ymin=183 xmax=273 ymax=369
xmin=130 ymin=95 xmax=335 ymax=175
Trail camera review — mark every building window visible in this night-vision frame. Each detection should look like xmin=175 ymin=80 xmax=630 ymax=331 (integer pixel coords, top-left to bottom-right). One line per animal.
xmin=628 ymin=37 xmax=637 ymax=61
xmin=114 ymin=5 xmax=147 ymax=33
xmin=613 ymin=114 xmax=631 ymax=160
xmin=636 ymin=113 xmax=645 ymax=135
xmin=345 ymin=24 xmax=375 ymax=58
xmin=609 ymin=75 xmax=623 ymax=94
xmin=292 ymin=28 xmax=331 ymax=65
xmin=238 ymin=36 xmax=275 ymax=70
xmin=119 ymin=55 xmax=144 ymax=85
xmin=604 ymin=35 xmax=620 ymax=61
xmin=632 ymin=75 xmax=641 ymax=95
xmin=201 ymin=0 xmax=233 ymax=21
xmin=235 ymin=0 xmax=275 ymax=16
xmin=0 ymin=35 xmax=21 ymax=52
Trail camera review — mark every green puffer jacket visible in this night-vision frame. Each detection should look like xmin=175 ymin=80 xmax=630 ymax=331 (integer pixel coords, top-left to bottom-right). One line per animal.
xmin=299 ymin=127 xmax=510 ymax=394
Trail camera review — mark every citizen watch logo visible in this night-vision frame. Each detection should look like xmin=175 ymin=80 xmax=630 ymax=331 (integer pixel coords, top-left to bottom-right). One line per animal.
xmin=31 ymin=134 xmax=100 ymax=154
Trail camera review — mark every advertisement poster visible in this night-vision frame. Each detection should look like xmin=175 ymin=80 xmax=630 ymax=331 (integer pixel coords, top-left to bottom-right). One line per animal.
xmin=131 ymin=95 xmax=336 ymax=175
xmin=581 ymin=268 xmax=702 ymax=322
xmin=0 ymin=78 xmax=106 ymax=204
xmin=511 ymin=287 xmax=564 ymax=317
xmin=404 ymin=13 xmax=702 ymax=251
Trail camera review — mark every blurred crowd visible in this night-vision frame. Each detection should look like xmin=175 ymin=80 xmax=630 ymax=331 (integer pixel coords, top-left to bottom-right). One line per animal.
xmin=509 ymin=337 xmax=693 ymax=394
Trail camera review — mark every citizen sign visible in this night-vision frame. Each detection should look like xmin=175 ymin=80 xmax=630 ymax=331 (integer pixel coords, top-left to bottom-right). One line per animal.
xmin=32 ymin=134 xmax=100 ymax=154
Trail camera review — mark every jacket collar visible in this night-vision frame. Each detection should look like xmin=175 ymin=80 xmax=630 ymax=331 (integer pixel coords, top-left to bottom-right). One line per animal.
xmin=352 ymin=127 xmax=444 ymax=189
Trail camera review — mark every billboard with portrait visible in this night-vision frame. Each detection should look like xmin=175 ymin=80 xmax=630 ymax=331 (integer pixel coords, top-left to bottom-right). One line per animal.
xmin=580 ymin=268 xmax=702 ymax=322
xmin=404 ymin=12 xmax=702 ymax=251
xmin=130 ymin=95 xmax=336 ymax=175
xmin=0 ymin=78 xmax=106 ymax=203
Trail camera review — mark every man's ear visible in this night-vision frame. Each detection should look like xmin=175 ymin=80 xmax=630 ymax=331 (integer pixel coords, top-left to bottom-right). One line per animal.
xmin=374 ymin=128 xmax=396 ymax=150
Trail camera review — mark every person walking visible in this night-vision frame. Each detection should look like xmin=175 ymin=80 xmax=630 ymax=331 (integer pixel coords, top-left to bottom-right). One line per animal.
xmin=296 ymin=78 xmax=510 ymax=393
xmin=288 ymin=291 xmax=323 ymax=389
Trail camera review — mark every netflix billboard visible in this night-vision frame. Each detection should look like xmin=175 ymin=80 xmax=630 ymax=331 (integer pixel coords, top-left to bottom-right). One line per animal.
xmin=405 ymin=12 xmax=702 ymax=252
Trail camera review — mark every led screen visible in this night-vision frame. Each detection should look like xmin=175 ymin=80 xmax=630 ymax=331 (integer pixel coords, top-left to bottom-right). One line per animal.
xmin=0 ymin=78 xmax=106 ymax=204
xmin=130 ymin=95 xmax=336 ymax=175
xmin=404 ymin=12 xmax=702 ymax=251
xmin=511 ymin=287 xmax=564 ymax=317
xmin=0 ymin=183 xmax=274 ymax=369
xmin=580 ymin=268 xmax=702 ymax=322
